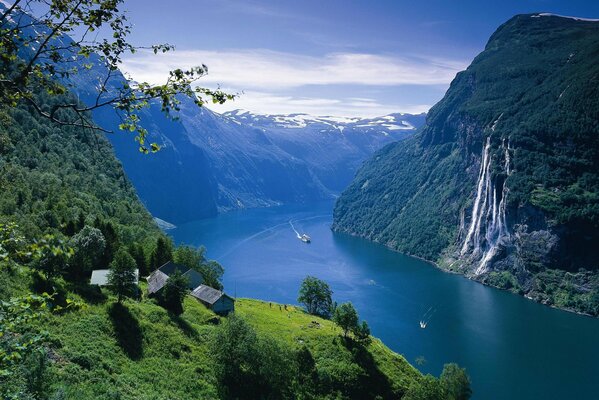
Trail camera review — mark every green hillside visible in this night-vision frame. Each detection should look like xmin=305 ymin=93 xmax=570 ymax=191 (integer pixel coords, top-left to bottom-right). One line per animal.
xmin=333 ymin=14 xmax=599 ymax=316
xmin=0 ymin=80 xmax=466 ymax=399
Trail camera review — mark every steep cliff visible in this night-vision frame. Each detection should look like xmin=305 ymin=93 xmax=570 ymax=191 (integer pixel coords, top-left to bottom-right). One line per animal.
xmin=333 ymin=14 xmax=599 ymax=315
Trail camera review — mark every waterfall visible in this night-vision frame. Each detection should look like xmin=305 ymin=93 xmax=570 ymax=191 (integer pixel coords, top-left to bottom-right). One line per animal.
xmin=461 ymin=137 xmax=491 ymax=255
xmin=461 ymin=137 xmax=512 ymax=275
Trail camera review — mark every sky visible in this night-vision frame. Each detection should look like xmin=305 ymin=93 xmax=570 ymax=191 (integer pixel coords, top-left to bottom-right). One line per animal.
xmin=117 ymin=0 xmax=599 ymax=117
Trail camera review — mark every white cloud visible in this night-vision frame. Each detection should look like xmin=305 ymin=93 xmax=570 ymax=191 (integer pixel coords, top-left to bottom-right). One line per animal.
xmin=205 ymin=90 xmax=431 ymax=118
xmin=121 ymin=49 xmax=466 ymax=89
xmin=121 ymin=48 xmax=464 ymax=116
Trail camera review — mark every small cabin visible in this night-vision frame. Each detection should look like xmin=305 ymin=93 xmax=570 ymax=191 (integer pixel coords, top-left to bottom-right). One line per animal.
xmin=190 ymin=285 xmax=235 ymax=315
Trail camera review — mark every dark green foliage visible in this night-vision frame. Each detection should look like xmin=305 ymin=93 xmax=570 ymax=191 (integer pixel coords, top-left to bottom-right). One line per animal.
xmin=405 ymin=375 xmax=445 ymax=400
xmin=333 ymin=14 xmax=599 ymax=314
xmin=0 ymin=89 xmax=161 ymax=249
xmin=128 ymin=242 xmax=148 ymax=278
xmin=173 ymin=245 xmax=224 ymax=290
xmin=354 ymin=320 xmax=372 ymax=345
xmin=0 ymin=293 xmax=51 ymax=399
xmin=440 ymin=363 xmax=472 ymax=400
xmin=295 ymin=346 xmax=318 ymax=398
xmin=298 ymin=276 xmax=333 ymax=317
xmin=211 ymin=314 xmax=294 ymax=400
xmin=107 ymin=249 xmax=138 ymax=303
xmin=333 ymin=302 xmax=359 ymax=338
xmin=149 ymin=236 xmax=173 ymax=272
xmin=30 ymin=235 xmax=72 ymax=280
xmin=159 ymin=271 xmax=189 ymax=315
xmin=94 ymin=218 xmax=120 ymax=270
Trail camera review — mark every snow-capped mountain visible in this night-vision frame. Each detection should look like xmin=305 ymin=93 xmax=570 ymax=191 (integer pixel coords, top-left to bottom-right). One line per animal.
xmin=42 ymin=20 xmax=426 ymax=223
xmin=221 ymin=110 xmax=425 ymax=135
xmin=0 ymin=2 xmax=427 ymax=223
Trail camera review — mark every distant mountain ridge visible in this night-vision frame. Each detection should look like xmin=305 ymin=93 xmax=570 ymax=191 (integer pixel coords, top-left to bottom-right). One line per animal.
xmin=333 ymin=13 xmax=599 ymax=316
xmin=50 ymin=43 xmax=426 ymax=223
xmin=83 ymin=81 xmax=425 ymax=223
xmin=1 ymin=3 xmax=426 ymax=224
xmin=222 ymin=110 xmax=424 ymax=133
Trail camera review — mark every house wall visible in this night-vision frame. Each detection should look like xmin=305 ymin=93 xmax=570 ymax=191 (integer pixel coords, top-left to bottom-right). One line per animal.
xmin=212 ymin=297 xmax=235 ymax=314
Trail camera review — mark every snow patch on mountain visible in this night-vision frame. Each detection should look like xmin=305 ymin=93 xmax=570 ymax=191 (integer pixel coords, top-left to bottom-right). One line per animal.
xmin=532 ymin=13 xmax=599 ymax=22
xmin=221 ymin=109 xmax=425 ymax=134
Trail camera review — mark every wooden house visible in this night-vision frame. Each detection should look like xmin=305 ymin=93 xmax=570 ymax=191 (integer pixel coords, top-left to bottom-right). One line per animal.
xmin=190 ymin=284 xmax=235 ymax=315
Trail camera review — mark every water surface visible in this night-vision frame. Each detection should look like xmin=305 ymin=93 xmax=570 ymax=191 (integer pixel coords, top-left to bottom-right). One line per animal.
xmin=171 ymin=201 xmax=599 ymax=400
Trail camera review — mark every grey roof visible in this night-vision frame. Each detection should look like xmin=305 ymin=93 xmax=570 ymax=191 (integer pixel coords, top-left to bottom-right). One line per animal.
xmin=182 ymin=269 xmax=204 ymax=289
xmin=158 ymin=261 xmax=189 ymax=276
xmin=147 ymin=270 xmax=169 ymax=294
xmin=91 ymin=269 xmax=139 ymax=286
xmin=190 ymin=285 xmax=234 ymax=305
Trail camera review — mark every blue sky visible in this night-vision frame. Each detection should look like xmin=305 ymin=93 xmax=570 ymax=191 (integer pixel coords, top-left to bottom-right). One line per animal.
xmin=119 ymin=0 xmax=599 ymax=116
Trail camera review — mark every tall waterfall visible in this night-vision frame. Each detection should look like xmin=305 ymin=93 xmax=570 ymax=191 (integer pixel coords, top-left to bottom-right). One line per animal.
xmin=460 ymin=137 xmax=512 ymax=275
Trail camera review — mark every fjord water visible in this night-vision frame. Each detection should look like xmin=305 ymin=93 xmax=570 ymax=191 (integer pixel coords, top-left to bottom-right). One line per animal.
xmin=171 ymin=201 xmax=599 ymax=400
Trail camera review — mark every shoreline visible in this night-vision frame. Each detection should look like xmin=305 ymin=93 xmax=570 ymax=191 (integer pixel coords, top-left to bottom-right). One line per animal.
xmin=330 ymin=226 xmax=597 ymax=319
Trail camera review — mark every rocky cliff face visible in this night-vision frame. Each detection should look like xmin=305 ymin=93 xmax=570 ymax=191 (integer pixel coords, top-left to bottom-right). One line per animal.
xmin=333 ymin=14 xmax=599 ymax=315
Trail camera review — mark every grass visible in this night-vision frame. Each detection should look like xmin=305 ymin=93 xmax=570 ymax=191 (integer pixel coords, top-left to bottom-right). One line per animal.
xmin=29 ymin=285 xmax=421 ymax=399
xmin=236 ymin=299 xmax=421 ymax=396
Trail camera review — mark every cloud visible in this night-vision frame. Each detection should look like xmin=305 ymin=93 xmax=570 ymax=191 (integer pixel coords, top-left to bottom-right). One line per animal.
xmin=120 ymin=48 xmax=465 ymax=116
xmin=205 ymin=90 xmax=431 ymax=118
xmin=121 ymin=49 xmax=467 ymax=89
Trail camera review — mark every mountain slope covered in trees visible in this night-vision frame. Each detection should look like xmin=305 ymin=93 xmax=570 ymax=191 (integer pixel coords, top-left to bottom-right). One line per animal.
xmin=333 ymin=13 xmax=599 ymax=316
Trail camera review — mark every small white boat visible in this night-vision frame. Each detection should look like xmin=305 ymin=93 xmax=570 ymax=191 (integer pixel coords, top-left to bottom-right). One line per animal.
xmin=300 ymin=233 xmax=311 ymax=243
xmin=419 ymin=321 xmax=427 ymax=329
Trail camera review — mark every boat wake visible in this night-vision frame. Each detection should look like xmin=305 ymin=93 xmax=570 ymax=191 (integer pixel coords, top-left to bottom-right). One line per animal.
xmin=289 ymin=220 xmax=302 ymax=239
xmin=419 ymin=306 xmax=436 ymax=329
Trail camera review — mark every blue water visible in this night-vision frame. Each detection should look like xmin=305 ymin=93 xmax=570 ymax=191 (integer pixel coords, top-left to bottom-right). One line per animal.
xmin=170 ymin=201 xmax=599 ymax=400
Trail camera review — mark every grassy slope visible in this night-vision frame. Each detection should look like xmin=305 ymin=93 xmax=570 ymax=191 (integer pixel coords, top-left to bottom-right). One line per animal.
xmin=38 ymin=285 xmax=419 ymax=399
xmin=236 ymin=299 xmax=420 ymax=394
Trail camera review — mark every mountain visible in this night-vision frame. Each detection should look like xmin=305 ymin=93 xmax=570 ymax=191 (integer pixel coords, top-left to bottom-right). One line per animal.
xmin=64 ymin=55 xmax=424 ymax=223
xmin=87 ymin=89 xmax=424 ymax=223
xmin=332 ymin=13 xmax=599 ymax=316
xmin=2 ymin=3 xmax=426 ymax=225
xmin=222 ymin=111 xmax=426 ymax=192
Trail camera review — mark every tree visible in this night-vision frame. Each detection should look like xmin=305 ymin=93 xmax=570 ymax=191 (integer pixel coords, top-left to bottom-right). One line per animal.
xmin=107 ymin=248 xmax=137 ymax=303
xmin=440 ymin=363 xmax=472 ymax=400
xmin=332 ymin=302 xmax=359 ymax=339
xmin=211 ymin=314 xmax=294 ymax=400
xmin=159 ymin=270 xmax=188 ymax=315
xmin=94 ymin=218 xmax=118 ymax=267
xmin=298 ymin=276 xmax=333 ymax=317
xmin=353 ymin=320 xmax=371 ymax=345
xmin=173 ymin=245 xmax=205 ymax=271
xmin=0 ymin=0 xmax=233 ymax=153
xmin=200 ymin=260 xmax=224 ymax=290
xmin=69 ymin=225 xmax=105 ymax=280
xmin=128 ymin=242 xmax=147 ymax=277
xmin=149 ymin=236 xmax=172 ymax=271
xmin=404 ymin=375 xmax=445 ymax=400
xmin=30 ymin=235 xmax=73 ymax=280
xmin=173 ymin=245 xmax=224 ymax=289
